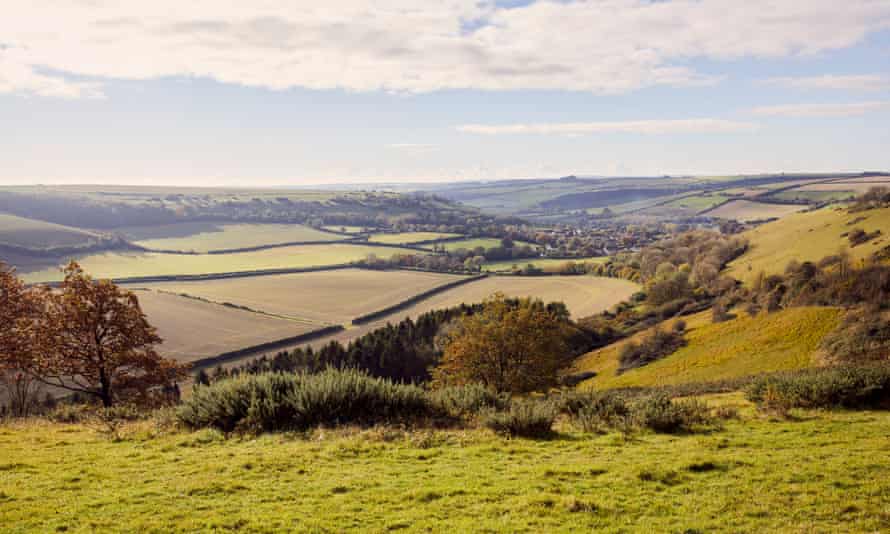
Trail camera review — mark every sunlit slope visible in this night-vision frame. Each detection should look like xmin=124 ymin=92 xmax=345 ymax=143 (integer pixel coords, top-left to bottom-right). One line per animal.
xmin=574 ymin=307 xmax=842 ymax=390
xmin=727 ymin=205 xmax=890 ymax=284
xmin=0 ymin=213 xmax=104 ymax=249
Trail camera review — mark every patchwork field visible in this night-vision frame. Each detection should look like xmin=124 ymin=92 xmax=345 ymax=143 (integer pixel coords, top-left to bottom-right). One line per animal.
xmin=368 ymin=232 xmax=460 ymax=245
xmin=0 ymin=213 xmax=105 ymax=249
xmin=795 ymin=182 xmax=885 ymax=194
xmin=573 ymin=306 xmax=842 ymax=390
xmin=19 ymin=243 xmax=424 ymax=283
xmin=132 ymin=290 xmax=317 ymax=362
xmin=136 ymin=269 xmax=470 ymax=325
xmin=727 ymin=205 xmax=890 ymax=283
xmin=121 ymin=223 xmax=345 ymax=252
xmin=705 ymin=199 xmax=804 ymax=221
xmin=770 ymin=190 xmax=855 ymax=203
xmin=3 ymin=406 xmax=889 ymax=532
xmin=482 ymin=257 xmax=607 ymax=273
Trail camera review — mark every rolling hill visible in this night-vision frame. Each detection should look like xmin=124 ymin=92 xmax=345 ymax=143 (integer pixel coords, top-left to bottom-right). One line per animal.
xmin=573 ymin=306 xmax=842 ymax=390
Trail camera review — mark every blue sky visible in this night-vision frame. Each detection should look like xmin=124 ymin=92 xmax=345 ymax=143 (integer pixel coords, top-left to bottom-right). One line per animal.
xmin=2 ymin=0 xmax=889 ymax=186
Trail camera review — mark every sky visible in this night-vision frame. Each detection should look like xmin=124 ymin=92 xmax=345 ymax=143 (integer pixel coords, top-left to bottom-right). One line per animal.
xmin=2 ymin=0 xmax=890 ymax=187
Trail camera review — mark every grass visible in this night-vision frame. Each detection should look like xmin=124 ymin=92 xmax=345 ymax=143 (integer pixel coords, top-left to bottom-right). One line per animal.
xmin=574 ymin=306 xmax=843 ymax=390
xmin=0 ymin=213 xmax=104 ymax=249
xmin=705 ymin=199 xmax=805 ymax=222
xmin=483 ymin=257 xmax=607 ymax=273
xmin=121 ymin=223 xmax=345 ymax=252
xmin=132 ymin=290 xmax=319 ymax=362
xmin=368 ymin=232 xmax=461 ymax=245
xmin=19 ymin=243 xmax=426 ymax=283
xmin=1 ymin=401 xmax=889 ymax=532
xmin=439 ymin=238 xmax=503 ymax=251
xmin=322 ymin=225 xmax=368 ymax=234
xmin=727 ymin=205 xmax=890 ymax=284
xmin=662 ymin=194 xmax=726 ymax=212
xmin=770 ymin=190 xmax=856 ymax=203
xmin=135 ymin=268 xmax=471 ymax=325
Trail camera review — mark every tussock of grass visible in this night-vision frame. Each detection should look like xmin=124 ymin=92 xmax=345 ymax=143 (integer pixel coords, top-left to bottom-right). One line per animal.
xmin=575 ymin=307 xmax=842 ymax=390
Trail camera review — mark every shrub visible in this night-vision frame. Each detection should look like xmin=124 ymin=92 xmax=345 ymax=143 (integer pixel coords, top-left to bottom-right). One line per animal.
xmin=483 ymin=399 xmax=556 ymax=438
xmin=618 ymin=328 xmax=686 ymax=374
xmin=745 ymin=365 xmax=890 ymax=410
xmin=566 ymin=392 xmax=632 ymax=434
xmin=630 ymin=395 xmax=714 ymax=434
xmin=178 ymin=369 xmax=439 ymax=433
xmin=428 ymin=383 xmax=509 ymax=418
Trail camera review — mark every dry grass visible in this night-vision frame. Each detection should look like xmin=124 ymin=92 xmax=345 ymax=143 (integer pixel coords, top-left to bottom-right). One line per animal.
xmin=573 ymin=306 xmax=842 ymax=390
xmin=368 ymin=232 xmax=460 ymax=245
xmin=0 ymin=213 xmax=103 ymax=249
xmin=122 ymin=222 xmax=345 ymax=252
xmin=706 ymin=200 xmax=804 ymax=221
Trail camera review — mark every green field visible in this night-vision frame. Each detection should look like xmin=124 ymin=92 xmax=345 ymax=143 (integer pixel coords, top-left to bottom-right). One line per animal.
xmin=661 ymin=194 xmax=727 ymax=212
xmin=438 ymin=238 xmax=530 ymax=252
xmin=2 ymin=404 xmax=889 ymax=532
xmin=322 ymin=225 xmax=369 ymax=234
xmin=483 ymin=257 xmax=607 ymax=273
xmin=122 ymin=223 xmax=344 ymax=252
xmin=0 ymin=213 xmax=105 ymax=249
xmin=19 ymin=244 xmax=424 ymax=283
xmin=727 ymin=205 xmax=890 ymax=283
xmin=368 ymin=232 xmax=461 ymax=245
xmin=574 ymin=306 xmax=842 ymax=390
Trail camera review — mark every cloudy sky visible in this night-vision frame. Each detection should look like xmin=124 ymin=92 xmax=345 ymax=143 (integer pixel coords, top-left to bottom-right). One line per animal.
xmin=2 ymin=0 xmax=889 ymax=186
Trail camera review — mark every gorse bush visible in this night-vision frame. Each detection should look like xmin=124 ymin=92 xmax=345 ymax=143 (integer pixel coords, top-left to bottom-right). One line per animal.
xmin=618 ymin=327 xmax=686 ymax=374
xmin=556 ymin=391 xmax=632 ymax=433
xmin=563 ymin=392 xmax=714 ymax=434
xmin=630 ymin=395 xmax=713 ymax=434
xmin=745 ymin=365 xmax=890 ymax=411
xmin=428 ymin=383 xmax=510 ymax=419
xmin=483 ymin=399 xmax=557 ymax=438
xmin=178 ymin=369 xmax=438 ymax=433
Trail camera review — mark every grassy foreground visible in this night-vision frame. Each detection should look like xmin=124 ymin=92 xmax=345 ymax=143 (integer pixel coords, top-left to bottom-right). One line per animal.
xmin=2 ymin=396 xmax=889 ymax=533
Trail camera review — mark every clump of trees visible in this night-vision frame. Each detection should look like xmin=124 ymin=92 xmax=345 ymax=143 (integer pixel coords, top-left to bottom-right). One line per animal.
xmin=617 ymin=326 xmax=687 ymax=374
xmin=850 ymin=186 xmax=890 ymax=212
xmin=0 ymin=262 xmax=186 ymax=414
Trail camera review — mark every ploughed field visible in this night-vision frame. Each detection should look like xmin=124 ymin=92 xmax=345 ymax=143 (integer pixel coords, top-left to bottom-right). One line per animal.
xmin=134 ymin=268 xmax=470 ymax=325
xmin=132 ymin=290 xmax=319 ymax=362
xmin=121 ymin=222 xmax=346 ymax=252
xmin=18 ymin=243 xmax=425 ymax=283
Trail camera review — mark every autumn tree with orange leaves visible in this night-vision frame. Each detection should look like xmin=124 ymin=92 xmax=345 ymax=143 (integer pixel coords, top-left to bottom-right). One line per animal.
xmin=432 ymin=293 xmax=571 ymax=394
xmin=2 ymin=262 xmax=187 ymax=408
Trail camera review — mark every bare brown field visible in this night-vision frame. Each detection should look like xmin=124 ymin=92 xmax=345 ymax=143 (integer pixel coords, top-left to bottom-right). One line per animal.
xmin=135 ymin=268 xmax=469 ymax=325
xmin=133 ymin=290 xmax=317 ymax=363
xmin=706 ymin=199 xmax=805 ymax=221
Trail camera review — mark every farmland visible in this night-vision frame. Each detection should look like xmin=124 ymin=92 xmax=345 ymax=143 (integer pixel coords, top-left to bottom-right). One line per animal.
xmin=704 ymin=199 xmax=804 ymax=221
xmin=131 ymin=290 xmax=319 ymax=362
xmin=136 ymin=269 xmax=470 ymax=325
xmin=439 ymin=238 xmax=505 ymax=251
xmin=482 ymin=256 xmax=607 ymax=273
xmin=121 ymin=222 xmax=345 ymax=252
xmin=0 ymin=213 xmax=107 ymax=250
xmin=368 ymin=232 xmax=460 ymax=245
xmin=727 ymin=205 xmax=890 ymax=283
xmin=573 ymin=307 xmax=842 ymax=390
xmin=18 ymin=243 xmax=424 ymax=283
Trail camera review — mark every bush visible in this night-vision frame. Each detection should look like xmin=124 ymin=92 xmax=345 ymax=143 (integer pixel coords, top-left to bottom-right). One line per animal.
xmin=630 ymin=395 xmax=714 ymax=434
xmin=618 ymin=328 xmax=686 ymax=374
xmin=483 ymin=399 xmax=556 ymax=438
xmin=745 ymin=365 xmax=890 ymax=411
xmin=428 ymin=383 xmax=509 ymax=418
xmin=564 ymin=392 xmax=632 ymax=434
xmin=178 ymin=369 xmax=440 ymax=433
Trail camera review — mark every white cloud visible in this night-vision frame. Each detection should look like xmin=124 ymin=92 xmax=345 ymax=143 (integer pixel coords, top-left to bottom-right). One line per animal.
xmin=457 ymin=118 xmax=758 ymax=135
xmin=751 ymin=101 xmax=890 ymax=117
xmin=761 ymin=74 xmax=890 ymax=91
xmin=1 ymin=0 xmax=889 ymax=98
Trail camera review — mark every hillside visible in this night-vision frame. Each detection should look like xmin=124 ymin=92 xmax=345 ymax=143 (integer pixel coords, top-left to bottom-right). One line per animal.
xmin=574 ymin=307 xmax=842 ymax=390
xmin=0 ymin=213 xmax=107 ymax=251
xmin=727 ymin=205 xmax=890 ymax=284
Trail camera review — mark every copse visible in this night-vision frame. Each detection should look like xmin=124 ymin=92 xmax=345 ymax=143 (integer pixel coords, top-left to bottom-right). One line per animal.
xmin=432 ymin=292 xmax=572 ymax=394
xmin=0 ymin=261 xmax=187 ymax=409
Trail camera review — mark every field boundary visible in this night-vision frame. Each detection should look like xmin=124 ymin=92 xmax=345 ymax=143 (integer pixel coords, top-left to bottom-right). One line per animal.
xmin=190 ymin=324 xmax=346 ymax=370
xmin=351 ymin=273 xmax=489 ymax=325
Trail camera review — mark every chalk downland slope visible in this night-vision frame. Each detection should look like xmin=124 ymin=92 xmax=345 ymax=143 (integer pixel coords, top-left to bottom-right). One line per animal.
xmin=0 ymin=213 xmax=106 ymax=250
xmin=727 ymin=205 xmax=890 ymax=284
xmin=573 ymin=306 xmax=842 ymax=390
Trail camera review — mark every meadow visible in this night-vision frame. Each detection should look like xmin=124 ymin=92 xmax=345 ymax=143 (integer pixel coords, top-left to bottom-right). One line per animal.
xmin=573 ymin=307 xmax=842 ymax=390
xmin=1 ymin=401 xmax=888 ymax=533
xmin=482 ymin=257 xmax=607 ymax=273
xmin=131 ymin=290 xmax=320 ymax=362
xmin=0 ymin=213 xmax=105 ymax=249
xmin=18 ymin=243 xmax=424 ymax=283
xmin=705 ymin=199 xmax=804 ymax=221
xmin=727 ymin=205 xmax=890 ymax=283
xmin=121 ymin=222 xmax=345 ymax=252
xmin=439 ymin=237 xmax=504 ymax=251
xmin=136 ymin=269 xmax=470 ymax=325
xmin=368 ymin=232 xmax=460 ymax=245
